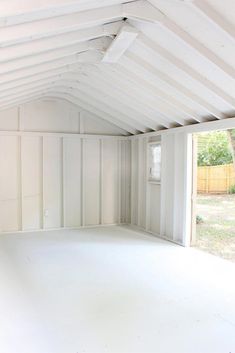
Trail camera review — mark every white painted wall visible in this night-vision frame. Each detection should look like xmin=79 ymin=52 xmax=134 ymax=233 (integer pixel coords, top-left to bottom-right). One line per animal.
xmin=43 ymin=136 xmax=63 ymax=229
xmin=0 ymin=99 xmax=127 ymax=136
xmin=0 ymin=98 xmax=192 ymax=245
xmin=0 ymin=136 xmax=20 ymax=232
xmin=0 ymin=100 xmax=131 ymax=232
xmin=161 ymin=132 xmax=192 ymax=246
xmin=131 ymin=136 xmax=161 ymax=235
xmin=83 ymin=138 xmax=101 ymax=226
xmin=130 ymin=132 xmax=192 ymax=246
xmin=21 ymin=136 xmax=42 ymax=230
xmin=63 ymin=138 xmax=82 ymax=228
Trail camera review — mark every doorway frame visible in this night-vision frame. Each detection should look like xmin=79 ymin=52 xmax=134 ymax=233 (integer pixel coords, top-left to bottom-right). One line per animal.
xmin=189 ymin=123 xmax=235 ymax=247
xmin=191 ymin=134 xmax=198 ymax=246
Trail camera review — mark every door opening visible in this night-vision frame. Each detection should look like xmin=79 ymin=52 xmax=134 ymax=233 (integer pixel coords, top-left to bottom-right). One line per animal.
xmin=192 ymin=129 xmax=235 ymax=262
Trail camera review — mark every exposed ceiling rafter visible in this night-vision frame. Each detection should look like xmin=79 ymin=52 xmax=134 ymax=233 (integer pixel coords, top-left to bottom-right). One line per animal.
xmin=0 ymin=0 xmax=234 ymax=134
xmin=183 ymin=0 xmax=235 ymax=43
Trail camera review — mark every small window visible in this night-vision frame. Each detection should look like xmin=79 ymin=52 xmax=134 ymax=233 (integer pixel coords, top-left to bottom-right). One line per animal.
xmin=149 ymin=143 xmax=161 ymax=182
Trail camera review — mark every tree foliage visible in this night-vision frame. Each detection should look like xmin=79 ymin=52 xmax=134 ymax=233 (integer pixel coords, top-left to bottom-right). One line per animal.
xmin=197 ymin=131 xmax=233 ymax=166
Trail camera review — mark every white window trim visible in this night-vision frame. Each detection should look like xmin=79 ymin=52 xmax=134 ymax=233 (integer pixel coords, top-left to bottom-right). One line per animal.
xmin=147 ymin=141 xmax=162 ymax=184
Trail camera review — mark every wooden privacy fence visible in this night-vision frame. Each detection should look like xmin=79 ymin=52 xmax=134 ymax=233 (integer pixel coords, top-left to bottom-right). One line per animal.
xmin=197 ymin=164 xmax=235 ymax=194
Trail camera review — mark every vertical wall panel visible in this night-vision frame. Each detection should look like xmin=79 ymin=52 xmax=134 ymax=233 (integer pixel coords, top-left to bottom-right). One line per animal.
xmin=173 ymin=133 xmax=192 ymax=246
xmin=125 ymin=140 xmax=131 ymax=224
xmin=173 ymin=133 xmax=185 ymax=243
xmin=120 ymin=140 xmax=131 ymax=224
xmin=21 ymin=136 xmax=42 ymax=230
xmin=0 ymin=136 xmax=20 ymax=231
xmin=0 ymin=102 xmax=132 ymax=233
xmin=63 ymin=138 xmax=81 ymax=227
xmin=138 ymin=138 xmax=147 ymax=229
xmin=119 ymin=141 xmax=131 ymax=223
xmin=131 ymin=136 xmax=162 ymax=235
xmin=43 ymin=137 xmax=62 ymax=229
xmin=149 ymin=184 xmax=161 ymax=234
xmin=0 ymin=133 xmax=130 ymax=232
xmin=160 ymin=132 xmax=192 ymax=246
xmin=145 ymin=137 xmax=161 ymax=234
xmin=131 ymin=139 xmax=138 ymax=225
xmin=161 ymin=134 xmax=174 ymax=240
xmin=83 ymin=139 xmax=100 ymax=226
xmin=102 ymin=139 xmax=118 ymax=224
xmin=120 ymin=141 xmax=126 ymax=224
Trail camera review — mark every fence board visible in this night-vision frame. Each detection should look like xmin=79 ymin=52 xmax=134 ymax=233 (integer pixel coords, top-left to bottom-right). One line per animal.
xmin=197 ymin=164 xmax=235 ymax=194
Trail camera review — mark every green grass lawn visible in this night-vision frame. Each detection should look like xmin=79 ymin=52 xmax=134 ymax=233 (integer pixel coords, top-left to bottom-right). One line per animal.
xmin=196 ymin=194 xmax=235 ymax=262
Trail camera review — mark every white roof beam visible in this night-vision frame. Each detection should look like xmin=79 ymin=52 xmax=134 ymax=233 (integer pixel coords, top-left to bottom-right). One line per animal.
xmin=161 ymin=16 xmax=235 ymax=80
xmin=0 ymin=94 xmax=50 ymax=112
xmin=125 ymin=51 xmax=226 ymax=120
xmin=111 ymin=62 xmax=203 ymax=122
xmin=64 ymin=72 xmax=168 ymax=128
xmin=0 ymin=71 xmax=63 ymax=93
xmin=0 ymin=5 xmax=123 ymax=46
xmin=0 ymin=63 xmax=79 ymax=89
xmin=1 ymin=0 xmax=234 ymax=83
xmin=63 ymin=78 xmax=158 ymax=129
xmin=59 ymin=80 xmax=156 ymax=131
xmin=0 ymin=38 xmax=110 ymax=74
xmin=0 ymin=42 xmax=87 ymax=72
xmin=0 ymin=88 xmax=54 ymax=111
xmin=123 ymin=0 xmax=165 ymax=23
xmin=72 ymin=68 xmax=186 ymax=125
xmin=187 ymin=0 xmax=235 ymax=43
xmin=0 ymin=64 xmax=199 ymax=126
xmin=0 ymin=22 xmax=121 ymax=58
xmin=92 ymin=65 xmax=200 ymax=123
xmin=125 ymin=1 xmax=235 ymax=80
xmin=80 ymin=70 xmax=183 ymax=125
xmin=53 ymin=85 xmax=148 ymax=132
xmin=1 ymin=63 xmax=200 ymax=127
xmin=0 ymin=83 xmax=57 ymax=105
xmin=50 ymin=89 xmax=140 ymax=134
xmin=0 ymin=77 xmax=61 ymax=99
xmin=0 ymin=0 xmax=135 ymax=26
xmin=0 ymin=53 xmax=101 ymax=84
xmin=137 ymin=34 xmax=235 ymax=110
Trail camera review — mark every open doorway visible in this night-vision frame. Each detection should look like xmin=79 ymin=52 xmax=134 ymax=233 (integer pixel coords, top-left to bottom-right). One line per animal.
xmin=192 ymin=129 xmax=235 ymax=262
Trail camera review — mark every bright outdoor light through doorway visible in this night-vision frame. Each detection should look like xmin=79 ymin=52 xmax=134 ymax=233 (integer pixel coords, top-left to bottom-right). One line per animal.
xmin=192 ymin=129 xmax=235 ymax=262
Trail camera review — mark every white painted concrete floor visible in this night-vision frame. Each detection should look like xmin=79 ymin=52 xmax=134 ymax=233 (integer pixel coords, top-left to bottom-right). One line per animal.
xmin=0 ymin=226 xmax=235 ymax=353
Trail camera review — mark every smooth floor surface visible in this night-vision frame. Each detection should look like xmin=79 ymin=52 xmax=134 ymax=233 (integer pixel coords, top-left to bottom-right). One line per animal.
xmin=0 ymin=226 xmax=235 ymax=353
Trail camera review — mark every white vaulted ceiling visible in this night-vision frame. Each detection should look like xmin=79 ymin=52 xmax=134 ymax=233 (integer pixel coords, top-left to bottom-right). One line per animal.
xmin=0 ymin=0 xmax=235 ymax=135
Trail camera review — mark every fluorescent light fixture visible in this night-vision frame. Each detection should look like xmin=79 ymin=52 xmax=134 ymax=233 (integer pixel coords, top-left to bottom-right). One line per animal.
xmin=102 ymin=24 xmax=138 ymax=63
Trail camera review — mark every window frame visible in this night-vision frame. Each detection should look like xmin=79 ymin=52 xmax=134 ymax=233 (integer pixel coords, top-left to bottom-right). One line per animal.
xmin=147 ymin=141 xmax=162 ymax=184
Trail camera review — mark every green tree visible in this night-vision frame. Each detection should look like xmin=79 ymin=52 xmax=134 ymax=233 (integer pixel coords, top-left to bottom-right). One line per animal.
xmin=197 ymin=131 xmax=233 ymax=166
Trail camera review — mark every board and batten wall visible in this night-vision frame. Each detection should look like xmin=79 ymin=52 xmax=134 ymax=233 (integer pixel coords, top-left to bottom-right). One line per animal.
xmin=0 ymin=98 xmax=193 ymax=245
xmin=0 ymin=99 xmax=131 ymax=232
xmin=130 ymin=132 xmax=192 ymax=246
